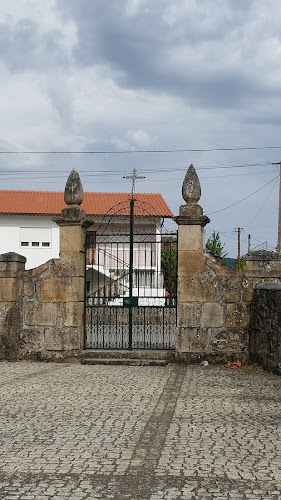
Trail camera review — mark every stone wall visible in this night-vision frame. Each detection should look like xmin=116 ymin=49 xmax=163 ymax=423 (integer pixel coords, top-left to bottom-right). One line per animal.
xmin=176 ymin=251 xmax=281 ymax=363
xmin=0 ymin=169 xmax=89 ymax=362
xmin=0 ymin=253 xmax=84 ymax=361
xmin=250 ymin=282 xmax=281 ymax=374
xmin=1 ymin=163 xmax=281 ymax=364
xmin=175 ymin=165 xmax=281 ymax=364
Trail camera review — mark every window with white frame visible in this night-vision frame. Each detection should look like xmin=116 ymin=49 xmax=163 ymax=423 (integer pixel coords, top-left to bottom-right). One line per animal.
xmin=19 ymin=228 xmax=52 ymax=249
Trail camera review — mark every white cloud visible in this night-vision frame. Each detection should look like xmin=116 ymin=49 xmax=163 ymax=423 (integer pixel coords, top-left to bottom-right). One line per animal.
xmin=127 ymin=129 xmax=154 ymax=148
xmin=125 ymin=0 xmax=148 ymax=17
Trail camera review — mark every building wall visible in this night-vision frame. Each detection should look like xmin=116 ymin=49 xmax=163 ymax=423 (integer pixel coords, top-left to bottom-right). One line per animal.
xmin=0 ymin=217 xmax=161 ymax=271
xmin=0 ymin=216 xmax=60 ymax=270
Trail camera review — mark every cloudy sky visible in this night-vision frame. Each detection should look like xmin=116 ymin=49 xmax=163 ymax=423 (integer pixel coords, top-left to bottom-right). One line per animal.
xmin=1 ymin=0 xmax=281 ymax=256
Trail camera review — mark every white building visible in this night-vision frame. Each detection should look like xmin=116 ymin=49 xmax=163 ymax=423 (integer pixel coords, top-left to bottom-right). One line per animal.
xmin=0 ymin=190 xmax=173 ymax=275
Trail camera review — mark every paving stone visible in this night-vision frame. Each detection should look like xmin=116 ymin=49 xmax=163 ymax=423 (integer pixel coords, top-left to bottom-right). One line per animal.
xmin=0 ymin=362 xmax=281 ymax=499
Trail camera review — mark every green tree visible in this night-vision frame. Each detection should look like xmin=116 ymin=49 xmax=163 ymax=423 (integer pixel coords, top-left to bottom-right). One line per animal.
xmin=161 ymin=243 xmax=177 ymax=299
xmin=206 ymin=231 xmax=228 ymax=266
xmin=232 ymin=256 xmax=247 ymax=270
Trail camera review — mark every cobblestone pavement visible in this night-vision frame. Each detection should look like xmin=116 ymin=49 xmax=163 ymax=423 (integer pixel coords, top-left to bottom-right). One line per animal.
xmin=0 ymin=362 xmax=281 ymax=499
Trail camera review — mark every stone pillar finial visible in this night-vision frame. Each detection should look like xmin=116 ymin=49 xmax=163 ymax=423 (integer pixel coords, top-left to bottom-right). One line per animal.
xmin=175 ymin=164 xmax=209 ymax=225
xmin=57 ymin=168 xmax=87 ymax=223
xmin=182 ymin=164 xmax=201 ymax=205
xmin=64 ymin=168 xmax=84 ymax=207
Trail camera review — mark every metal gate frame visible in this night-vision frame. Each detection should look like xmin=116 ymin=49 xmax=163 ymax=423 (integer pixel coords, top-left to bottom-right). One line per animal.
xmin=84 ymin=198 xmax=177 ymax=350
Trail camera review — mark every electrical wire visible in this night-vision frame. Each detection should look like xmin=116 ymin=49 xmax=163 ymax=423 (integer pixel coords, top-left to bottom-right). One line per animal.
xmin=1 ymin=146 xmax=281 ymax=154
xmin=244 ymin=178 xmax=278 ymax=227
xmin=205 ymin=227 xmax=248 ymax=245
xmin=207 ymin=175 xmax=279 ymax=216
xmin=0 ymin=162 xmax=270 ymax=176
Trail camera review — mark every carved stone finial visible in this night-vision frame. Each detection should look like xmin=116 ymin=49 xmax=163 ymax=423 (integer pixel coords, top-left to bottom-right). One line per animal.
xmin=182 ymin=164 xmax=201 ymax=205
xmin=64 ymin=168 xmax=84 ymax=207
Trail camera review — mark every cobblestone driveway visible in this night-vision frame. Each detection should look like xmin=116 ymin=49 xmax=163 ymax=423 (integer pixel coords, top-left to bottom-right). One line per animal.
xmin=0 ymin=362 xmax=281 ymax=499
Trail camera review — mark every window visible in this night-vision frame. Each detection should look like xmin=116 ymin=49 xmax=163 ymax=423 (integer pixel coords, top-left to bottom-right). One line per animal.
xmin=19 ymin=228 xmax=52 ymax=249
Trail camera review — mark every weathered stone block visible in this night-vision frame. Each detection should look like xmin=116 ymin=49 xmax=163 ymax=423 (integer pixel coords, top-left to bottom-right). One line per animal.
xmin=241 ymin=278 xmax=260 ymax=302
xmin=0 ymin=302 xmax=21 ymax=326
xmin=177 ymin=302 xmax=202 ymax=328
xmin=228 ymin=329 xmax=248 ymax=349
xmin=226 ymin=303 xmax=251 ymax=328
xmin=19 ymin=329 xmax=43 ymax=350
xmin=210 ymin=329 xmax=228 ymax=352
xmin=0 ymin=253 xmax=26 ymax=276
xmin=26 ymin=262 xmax=50 ymax=277
xmin=0 ymin=278 xmax=22 ymax=301
xmin=36 ymin=277 xmax=84 ymax=302
xmin=54 ymin=252 xmax=85 ymax=278
xmin=59 ymin=226 xmax=85 ymax=253
xmin=202 ymin=302 xmax=224 ymax=327
xmin=24 ymin=302 xmax=58 ymax=326
xmin=178 ymin=251 xmax=206 ymax=276
xmin=23 ymin=281 xmax=34 ymax=297
xmin=0 ymin=326 xmax=19 ymax=358
xmin=178 ymin=276 xmax=220 ymax=302
xmin=176 ymin=326 xmax=211 ymax=353
xmin=178 ymin=225 xmax=204 ymax=251
xmin=44 ymin=326 xmax=80 ymax=350
xmin=64 ymin=302 xmax=84 ymax=327
xmin=224 ymin=289 xmax=241 ymax=302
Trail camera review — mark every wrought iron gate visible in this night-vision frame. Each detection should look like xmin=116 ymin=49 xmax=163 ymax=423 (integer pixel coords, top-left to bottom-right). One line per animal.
xmin=84 ymin=199 xmax=177 ymax=350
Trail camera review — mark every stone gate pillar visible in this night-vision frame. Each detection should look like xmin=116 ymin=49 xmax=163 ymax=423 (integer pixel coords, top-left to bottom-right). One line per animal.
xmin=174 ymin=164 xmax=210 ymax=356
xmin=0 ymin=252 xmax=26 ymax=359
xmin=54 ymin=169 xmax=91 ymax=351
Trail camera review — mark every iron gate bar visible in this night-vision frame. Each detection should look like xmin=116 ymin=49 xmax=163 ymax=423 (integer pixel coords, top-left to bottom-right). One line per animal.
xmin=84 ymin=201 xmax=177 ymax=350
xmin=128 ymin=197 xmax=134 ymax=350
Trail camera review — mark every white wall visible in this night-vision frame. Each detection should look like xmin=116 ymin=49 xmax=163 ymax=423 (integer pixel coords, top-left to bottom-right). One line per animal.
xmin=0 ymin=216 xmax=60 ymax=270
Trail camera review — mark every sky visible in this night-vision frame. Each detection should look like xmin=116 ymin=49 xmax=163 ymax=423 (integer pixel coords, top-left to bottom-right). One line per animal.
xmin=1 ymin=0 xmax=281 ymax=257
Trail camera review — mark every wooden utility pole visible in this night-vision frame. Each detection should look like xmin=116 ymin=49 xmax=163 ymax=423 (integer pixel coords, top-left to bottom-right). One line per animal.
xmin=271 ymin=161 xmax=281 ymax=253
xmin=235 ymin=227 xmax=242 ymax=270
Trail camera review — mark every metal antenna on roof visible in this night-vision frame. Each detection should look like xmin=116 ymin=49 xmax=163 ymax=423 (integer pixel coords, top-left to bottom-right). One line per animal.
xmin=123 ymin=168 xmax=145 ymax=198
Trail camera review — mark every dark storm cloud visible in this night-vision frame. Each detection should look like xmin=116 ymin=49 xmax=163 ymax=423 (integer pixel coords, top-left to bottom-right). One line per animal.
xmin=0 ymin=18 xmax=69 ymax=71
xmin=56 ymin=0 xmax=262 ymax=108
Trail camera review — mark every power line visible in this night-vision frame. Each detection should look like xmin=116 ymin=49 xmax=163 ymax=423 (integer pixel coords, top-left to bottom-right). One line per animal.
xmin=0 ymin=163 xmax=273 ymax=180
xmin=0 ymin=170 xmax=276 ymax=183
xmin=244 ymin=178 xmax=278 ymax=227
xmin=207 ymin=175 xmax=279 ymax=216
xmin=205 ymin=227 xmax=248 ymax=244
xmin=0 ymin=163 xmax=269 ymax=174
xmin=201 ymin=170 xmax=276 ymax=179
xmin=1 ymin=146 xmax=281 ymax=154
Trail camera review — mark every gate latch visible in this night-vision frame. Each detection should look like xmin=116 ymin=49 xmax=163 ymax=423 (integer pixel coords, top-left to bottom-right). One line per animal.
xmin=123 ymin=297 xmax=138 ymax=307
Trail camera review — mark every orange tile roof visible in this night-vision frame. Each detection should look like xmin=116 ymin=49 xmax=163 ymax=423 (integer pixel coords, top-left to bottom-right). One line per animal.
xmin=0 ymin=190 xmax=173 ymax=217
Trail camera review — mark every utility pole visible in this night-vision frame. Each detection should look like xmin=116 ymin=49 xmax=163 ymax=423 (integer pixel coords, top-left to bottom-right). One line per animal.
xmin=248 ymin=234 xmax=251 ymax=253
xmin=271 ymin=161 xmax=281 ymax=253
xmin=234 ymin=227 xmax=242 ymax=270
